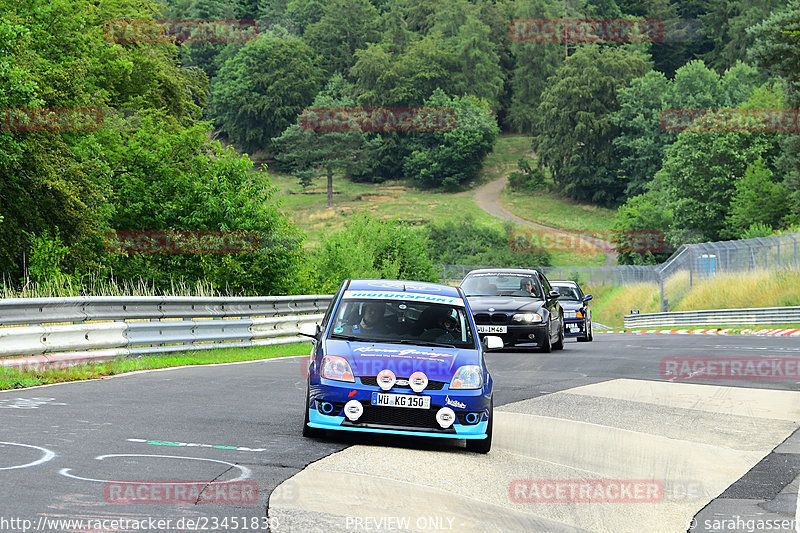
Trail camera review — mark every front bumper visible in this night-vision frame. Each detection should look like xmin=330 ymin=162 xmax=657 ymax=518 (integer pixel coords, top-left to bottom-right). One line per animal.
xmin=476 ymin=323 xmax=549 ymax=347
xmin=563 ymin=318 xmax=587 ymax=337
xmin=307 ymin=378 xmax=491 ymax=440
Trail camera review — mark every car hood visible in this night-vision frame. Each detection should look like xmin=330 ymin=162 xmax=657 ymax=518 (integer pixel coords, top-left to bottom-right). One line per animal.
xmin=465 ymin=296 xmax=547 ymax=313
xmin=558 ymin=301 xmax=585 ymax=311
xmin=323 ymin=340 xmax=479 ymax=382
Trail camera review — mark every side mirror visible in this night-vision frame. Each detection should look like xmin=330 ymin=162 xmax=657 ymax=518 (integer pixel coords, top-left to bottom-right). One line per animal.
xmin=298 ymin=322 xmax=320 ymax=338
xmin=483 ymin=336 xmax=503 ymax=350
xmin=548 ymin=290 xmax=560 ymax=299
xmin=583 ymin=294 xmax=593 ymax=302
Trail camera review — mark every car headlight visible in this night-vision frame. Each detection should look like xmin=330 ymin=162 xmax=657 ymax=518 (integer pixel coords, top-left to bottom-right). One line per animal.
xmin=450 ymin=365 xmax=483 ymax=390
xmin=512 ymin=312 xmax=543 ymax=323
xmin=564 ymin=311 xmax=577 ymax=319
xmin=320 ymin=356 xmax=355 ymax=382
xmin=576 ymin=310 xmax=584 ymax=319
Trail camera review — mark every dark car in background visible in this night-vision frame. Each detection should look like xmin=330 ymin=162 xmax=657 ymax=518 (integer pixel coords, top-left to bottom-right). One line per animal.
xmin=551 ymin=280 xmax=593 ymax=342
xmin=459 ymin=268 xmax=564 ymax=352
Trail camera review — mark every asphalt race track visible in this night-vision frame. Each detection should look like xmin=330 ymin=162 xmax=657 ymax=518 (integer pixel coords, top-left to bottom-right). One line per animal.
xmin=2 ymin=333 xmax=799 ymax=533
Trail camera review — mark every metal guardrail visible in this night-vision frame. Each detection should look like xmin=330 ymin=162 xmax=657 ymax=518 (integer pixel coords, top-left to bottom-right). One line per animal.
xmin=623 ymin=307 xmax=800 ymax=328
xmin=0 ymin=295 xmax=332 ymax=368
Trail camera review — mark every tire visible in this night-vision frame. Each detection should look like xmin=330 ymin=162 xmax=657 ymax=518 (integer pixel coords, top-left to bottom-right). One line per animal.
xmin=578 ymin=319 xmax=593 ymax=342
xmin=587 ymin=320 xmax=593 ymax=341
xmin=539 ymin=326 xmax=552 ymax=353
xmin=466 ymin=399 xmax=492 ymax=454
xmin=553 ymin=317 xmax=565 ymax=350
xmin=302 ymin=385 xmax=324 ymax=438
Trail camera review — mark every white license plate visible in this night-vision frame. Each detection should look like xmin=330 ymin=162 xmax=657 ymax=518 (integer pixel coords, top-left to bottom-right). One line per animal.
xmin=371 ymin=393 xmax=431 ymax=409
xmin=477 ymin=325 xmax=507 ymax=333
xmin=569 ymin=326 xmax=580 ymax=332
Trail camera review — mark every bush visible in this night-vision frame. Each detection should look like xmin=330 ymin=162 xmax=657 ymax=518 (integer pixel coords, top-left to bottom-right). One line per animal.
xmin=507 ymin=158 xmax=546 ymax=192
xmin=427 ymin=215 xmax=550 ymax=267
xmin=402 ymin=90 xmax=499 ymax=190
xmin=311 ymin=213 xmax=439 ymax=292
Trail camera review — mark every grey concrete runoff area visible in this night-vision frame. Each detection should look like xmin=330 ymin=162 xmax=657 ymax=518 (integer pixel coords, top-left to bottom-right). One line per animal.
xmin=1 ymin=334 xmax=799 ymax=533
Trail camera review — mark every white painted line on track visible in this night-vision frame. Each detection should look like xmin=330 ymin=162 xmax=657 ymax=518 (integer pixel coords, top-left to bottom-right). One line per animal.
xmin=59 ymin=454 xmax=252 ymax=483
xmin=0 ymin=442 xmax=56 ymax=470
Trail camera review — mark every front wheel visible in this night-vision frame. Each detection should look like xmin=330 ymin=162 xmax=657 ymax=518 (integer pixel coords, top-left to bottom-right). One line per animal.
xmin=553 ymin=318 xmax=565 ymax=350
xmin=539 ymin=326 xmax=552 ymax=353
xmin=578 ymin=319 xmax=593 ymax=342
xmin=466 ymin=399 xmax=492 ymax=454
xmin=302 ymin=386 xmax=324 ymax=438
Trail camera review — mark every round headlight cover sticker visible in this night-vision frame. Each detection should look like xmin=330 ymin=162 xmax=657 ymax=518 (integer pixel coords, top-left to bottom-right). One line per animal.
xmin=377 ymin=369 xmax=396 ymax=391
xmin=436 ymin=407 xmax=456 ymax=428
xmin=408 ymin=371 xmax=428 ymax=393
xmin=344 ymin=400 xmax=363 ymax=421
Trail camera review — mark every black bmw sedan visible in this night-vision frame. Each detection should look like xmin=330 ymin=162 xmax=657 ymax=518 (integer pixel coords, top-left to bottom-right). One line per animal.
xmin=459 ymin=268 xmax=565 ymax=352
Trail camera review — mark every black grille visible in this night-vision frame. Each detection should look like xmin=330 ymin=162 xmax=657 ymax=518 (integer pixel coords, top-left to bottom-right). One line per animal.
xmin=359 ymin=377 xmax=445 ymax=390
xmin=474 ymin=312 xmax=509 ymax=325
xmin=491 ymin=313 xmax=509 ymax=324
xmin=343 ymin=405 xmax=454 ymax=433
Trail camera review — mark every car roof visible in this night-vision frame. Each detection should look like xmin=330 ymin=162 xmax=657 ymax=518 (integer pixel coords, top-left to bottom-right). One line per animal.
xmin=551 ymin=280 xmax=579 ymax=287
xmin=463 ymin=268 xmax=544 ymax=277
xmin=347 ymin=279 xmax=462 ymax=298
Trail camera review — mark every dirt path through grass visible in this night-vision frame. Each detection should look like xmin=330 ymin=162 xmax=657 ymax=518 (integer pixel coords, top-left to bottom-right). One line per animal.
xmin=473 ymin=175 xmax=618 ymax=266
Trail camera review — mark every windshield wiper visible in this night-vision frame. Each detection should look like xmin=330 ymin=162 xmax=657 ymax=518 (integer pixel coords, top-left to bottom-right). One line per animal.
xmin=328 ymin=333 xmax=363 ymax=342
xmin=395 ymin=339 xmax=456 ymax=349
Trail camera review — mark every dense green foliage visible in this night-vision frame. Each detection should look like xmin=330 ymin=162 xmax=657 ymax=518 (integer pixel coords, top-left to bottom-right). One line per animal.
xmin=3 ymin=0 xmax=800 ymax=293
xmin=0 ymin=0 xmax=306 ymax=294
xmin=427 ymin=215 xmax=551 ymax=267
xmin=533 ymin=45 xmax=651 ymax=206
xmin=311 ymin=213 xmax=439 ymax=293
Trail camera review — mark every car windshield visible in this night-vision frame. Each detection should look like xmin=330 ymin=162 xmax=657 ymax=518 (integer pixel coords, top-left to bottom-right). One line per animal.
xmin=461 ymin=273 xmax=543 ymax=298
xmin=552 ymin=284 xmax=582 ymax=301
xmin=328 ymin=299 xmax=477 ymax=349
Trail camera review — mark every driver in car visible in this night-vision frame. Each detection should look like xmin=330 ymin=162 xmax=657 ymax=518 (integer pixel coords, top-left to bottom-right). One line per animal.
xmin=512 ymin=278 xmax=536 ymax=297
xmin=351 ymin=302 xmax=390 ymax=335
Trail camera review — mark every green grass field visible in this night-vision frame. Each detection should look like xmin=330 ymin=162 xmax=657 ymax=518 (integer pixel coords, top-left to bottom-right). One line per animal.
xmin=269 ymin=174 xmax=505 ymax=249
xmin=270 ymin=134 xmax=616 ymax=267
xmin=500 ymin=188 xmax=618 ymax=232
xmin=0 ymin=342 xmax=313 ymax=390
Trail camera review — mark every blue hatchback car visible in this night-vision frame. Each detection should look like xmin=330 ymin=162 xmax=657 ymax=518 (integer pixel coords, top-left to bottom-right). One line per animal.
xmin=300 ymin=279 xmax=501 ymax=453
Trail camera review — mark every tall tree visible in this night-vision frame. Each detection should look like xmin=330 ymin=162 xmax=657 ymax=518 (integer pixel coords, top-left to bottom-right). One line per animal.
xmin=749 ymin=0 xmax=800 ymax=224
xmin=210 ymin=32 xmax=323 ymax=154
xmin=271 ymin=75 xmax=380 ymax=207
xmin=507 ymin=0 xmax=562 ymax=133
xmin=303 ymin=0 xmax=381 ymax=75
xmin=533 ymin=44 xmax=650 ymax=205
xmin=403 ymin=89 xmax=499 ymax=190
xmin=611 ymin=70 xmax=670 ymax=198
xmin=451 ymin=18 xmax=505 ymax=110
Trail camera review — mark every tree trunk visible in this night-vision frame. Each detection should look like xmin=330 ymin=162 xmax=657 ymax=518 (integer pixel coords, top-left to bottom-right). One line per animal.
xmin=327 ymin=165 xmax=333 ymax=208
